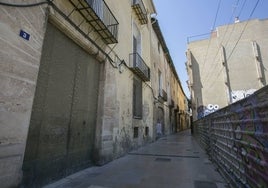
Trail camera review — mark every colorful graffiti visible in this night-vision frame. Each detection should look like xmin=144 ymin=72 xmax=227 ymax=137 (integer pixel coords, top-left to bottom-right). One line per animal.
xmin=194 ymin=86 xmax=268 ymax=187
xmin=197 ymin=104 xmax=219 ymax=119
xmin=231 ymin=99 xmax=268 ymax=187
xmin=231 ymin=89 xmax=256 ymax=103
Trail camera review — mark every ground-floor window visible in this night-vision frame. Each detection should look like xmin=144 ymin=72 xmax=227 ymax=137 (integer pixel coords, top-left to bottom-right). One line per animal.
xmin=133 ymin=77 xmax=142 ymax=118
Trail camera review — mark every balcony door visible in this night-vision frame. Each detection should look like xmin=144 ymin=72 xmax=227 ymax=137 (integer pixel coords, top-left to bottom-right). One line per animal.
xmin=158 ymin=70 xmax=163 ymax=96
xmin=133 ymin=36 xmax=137 ymax=67
xmin=133 ymin=23 xmax=141 ymax=67
xmin=88 ymin=0 xmax=104 ymax=19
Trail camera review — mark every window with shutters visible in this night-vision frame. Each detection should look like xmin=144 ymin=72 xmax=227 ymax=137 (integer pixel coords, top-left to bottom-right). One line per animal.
xmin=133 ymin=77 xmax=142 ymax=118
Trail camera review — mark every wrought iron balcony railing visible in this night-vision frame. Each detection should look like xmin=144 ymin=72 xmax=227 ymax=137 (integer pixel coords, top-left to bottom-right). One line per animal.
xmin=129 ymin=53 xmax=150 ymax=82
xmin=169 ymin=99 xmax=175 ymax=108
xmin=158 ymin=89 xmax=167 ymax=102
xmin=131 ymin=0 xmax=148 ymax=25
xmin=162 ymin=89 xmax=168 ymax=101
xmin=174 ymin=105 xmax=180 ymax=112
xmin=70 ymin=0 xmax=119 ymax=44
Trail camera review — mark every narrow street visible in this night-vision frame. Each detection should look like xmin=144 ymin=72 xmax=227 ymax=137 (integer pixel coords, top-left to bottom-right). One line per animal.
xmin=44 ymin=130 xmax=228 ymax=188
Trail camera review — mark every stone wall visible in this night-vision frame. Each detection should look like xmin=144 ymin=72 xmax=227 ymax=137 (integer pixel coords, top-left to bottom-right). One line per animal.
xmin=0 ymin=2 xmax=48 ymax=187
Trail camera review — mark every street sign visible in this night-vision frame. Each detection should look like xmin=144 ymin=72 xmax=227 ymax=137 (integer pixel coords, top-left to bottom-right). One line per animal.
xmin=19 ymin=30 xmax=30 ymax=41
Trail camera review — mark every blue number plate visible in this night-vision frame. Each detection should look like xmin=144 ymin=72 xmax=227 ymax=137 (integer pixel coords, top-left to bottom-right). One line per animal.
xmin=19 ymin=30 xmax=30 ymax=41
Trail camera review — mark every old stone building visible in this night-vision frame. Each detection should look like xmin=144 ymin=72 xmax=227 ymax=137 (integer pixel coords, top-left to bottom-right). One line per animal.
xmin=186 ymin=19 xmax=268 ymax=120
xmin=151 ymin=18 xmax=189 ymax=133
xmin=0 ymin=0 xmax=188 ymax=187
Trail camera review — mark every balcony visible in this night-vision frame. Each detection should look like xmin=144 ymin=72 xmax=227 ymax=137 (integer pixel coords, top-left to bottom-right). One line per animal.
xmin=158 ymin=89 xmax=167 ymax=102
xmin=187 ymin=80 xmax=193 ymax=88
xmin=174 ymin=105 xmax=179 ymax=112
xmin=169 ymin=99 xmax=175 ymax=108
xmin=129 ymin=53 xmax=150 ymax=82
xmin=70 ymin=0 xmax=119 ymax=44
xmin=131 ymin=0 xmax=148 ymax=25
xmin=162 ymin=89 xmax=168 ymax=101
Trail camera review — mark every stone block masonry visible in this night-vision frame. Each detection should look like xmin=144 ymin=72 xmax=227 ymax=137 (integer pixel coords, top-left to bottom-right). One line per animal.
xmin=0 ymin=2 xmax=48 ymax=187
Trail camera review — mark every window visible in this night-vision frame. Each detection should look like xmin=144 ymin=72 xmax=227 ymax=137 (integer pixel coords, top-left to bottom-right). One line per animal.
xmin=134 ymin=127 xmax=139 ymax=138
xmin=167 ymin=82 xmax=170 ymax=100
xmin=133 ymin=23 xmax=141 ymax=55
xmin=145 ymin=127 xmax=149 ymax=136
xmin=133 ymin=77 xmax=142 ymax=118
xmin=158 ymin=70 xmax=162 ymax=95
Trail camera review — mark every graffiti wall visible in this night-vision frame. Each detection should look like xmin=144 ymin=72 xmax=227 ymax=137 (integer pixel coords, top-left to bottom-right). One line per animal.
xmin=194 ymin=86 xmax=268 ymax=187
xmin=197 ymin=89 xmax=257 ymax=119
xmin=231 ymin=89 xmax=256 ymax=103
xmin=197 ymin=104 xmax=219 ymax=119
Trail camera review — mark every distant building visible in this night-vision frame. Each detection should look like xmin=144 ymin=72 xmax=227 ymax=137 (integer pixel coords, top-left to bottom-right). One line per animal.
xmin=151 ymin=18 xmax=189 ymax=134
xmin=186 ymin=19 xmax=268 ymax=120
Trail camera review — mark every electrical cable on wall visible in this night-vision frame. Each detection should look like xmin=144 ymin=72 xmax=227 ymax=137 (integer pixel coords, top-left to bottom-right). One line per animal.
xmin=200 ymin=0 xmax=222 ymax=76
xmin=227 ymin=0 xmax=260 ymax=61
xmin=202 ymin=0 xmax=248 ymax=86
xmin=205 ymin=0 xmax=260 ymax=92
xmin=0 ymin=0 xmax=52 ymax=7
xmin=237 ymin=0 xmax=247 ymax=18
xmin=201 ymin=0 xmax=259 ymax=94
xmin=202 ymin=0 xmax=243 ymax=85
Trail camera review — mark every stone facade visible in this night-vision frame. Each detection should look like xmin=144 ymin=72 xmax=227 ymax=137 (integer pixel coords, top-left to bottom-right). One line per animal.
xmin=151 ymin=18 xmax=189 ymax=134
xmin=0 ymin=2 xmax=48 ymax=187
xmin=0 ymin=0 xmax=188 ymax=187
xmin=186 ymin=19 xmax=268 ymax=120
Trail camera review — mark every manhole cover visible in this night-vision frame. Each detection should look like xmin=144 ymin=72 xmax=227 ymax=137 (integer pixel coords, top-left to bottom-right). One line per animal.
xmin=155 ymin=157 xmax=171 ymax=162
xmin=88 ymin=186 xmax=110 ymax=188
xmin=194 ymin=181 xmax=217 ymax=188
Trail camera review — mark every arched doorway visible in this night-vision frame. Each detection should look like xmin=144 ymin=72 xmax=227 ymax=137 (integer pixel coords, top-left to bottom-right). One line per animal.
xmin=157 ymin=107 xmax=165 ymax=135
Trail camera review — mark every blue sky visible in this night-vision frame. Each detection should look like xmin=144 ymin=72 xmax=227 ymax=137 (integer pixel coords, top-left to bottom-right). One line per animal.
xmin=153 ymin=0 xmax=268 ymax=98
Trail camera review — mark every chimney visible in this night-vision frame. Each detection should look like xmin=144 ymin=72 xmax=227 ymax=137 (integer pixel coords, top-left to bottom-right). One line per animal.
xmin=211 ymin=30 xmax=217 ymax=38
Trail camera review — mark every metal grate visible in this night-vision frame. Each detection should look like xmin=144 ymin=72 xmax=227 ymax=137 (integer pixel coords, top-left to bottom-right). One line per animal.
xmin=129 ymin=53 xmax=150 ymax=82
xmin=68 ymin=0 xmax=119 ymax=44
xmin=194 ymin=181 xmax=217 ymax=188
xmin=133 ymin=127 xmax=139 ymax=138
xmin=155 ymin=158 xmax=171 ymax=162
xmin=128 ymin=153 xmax=200 ymax=159
xmin=131 ymin=0 xmax=148 ymax=25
